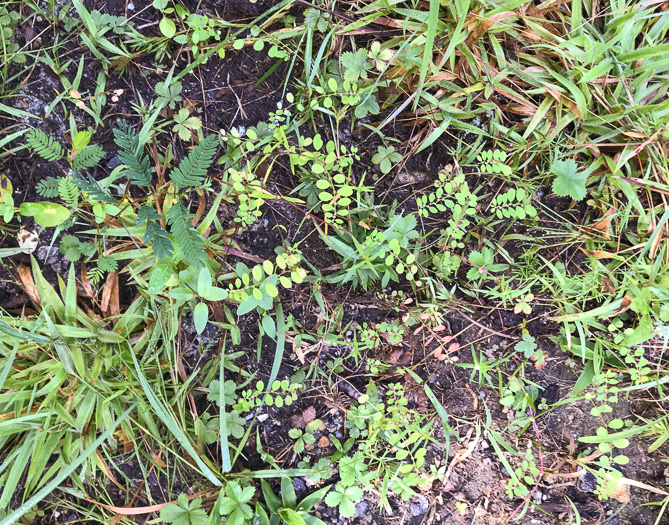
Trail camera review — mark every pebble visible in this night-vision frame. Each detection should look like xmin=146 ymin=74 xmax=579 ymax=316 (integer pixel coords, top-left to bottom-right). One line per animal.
xmin=411 ymin=496 xmax=429 ymax=517
xmin=107 ymin=155 xmax=122 ymax=169
xmin=293 ymin=477 xmax=306 ymax=496
xmin=36 ymin=246 xmax=68 ymax=274
xmin=257 ymin=414 xmax=268 ymax=422
xmin=148 ymin=471 xmax=159 ymax=488
xmin=577 ymin=470 xmax=598 ymax=493
xmin=354 ymin=501 xmax=369 ymax=518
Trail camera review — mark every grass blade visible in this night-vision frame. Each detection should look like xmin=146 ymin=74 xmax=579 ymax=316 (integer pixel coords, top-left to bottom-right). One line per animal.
xmin=219 ymin=335 xmax=232 ymax=473
xmin=0 ymin=102 xmax=39 ymax=120
xmin=127 ymin=342 xmax=222 ymax=486
xmin=0 ymin=406 xmax=134 ymax=525
xmin=267 ymin=302 xmax=285 ymax=391
xmin=571 ymin=0 xmax=582 ymax=36
xmin=414 ymin=0 xmax=440 ymax=109
xmin=0 ymin=341 xmax=18 ymax=391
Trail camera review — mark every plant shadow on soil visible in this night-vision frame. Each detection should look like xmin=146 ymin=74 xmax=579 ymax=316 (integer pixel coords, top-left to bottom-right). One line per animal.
xmin=0 ymin=1 xmax=668 ymax=524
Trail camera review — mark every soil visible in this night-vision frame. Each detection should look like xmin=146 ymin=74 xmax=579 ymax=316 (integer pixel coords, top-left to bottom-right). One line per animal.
xmin=1 ymin=1 xmax=668 ymax=525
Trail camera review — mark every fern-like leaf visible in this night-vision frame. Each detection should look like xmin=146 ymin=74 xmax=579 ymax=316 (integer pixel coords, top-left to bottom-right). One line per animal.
xmin=137 ymin=205 xmax=174 ymax=260
xmin=169 ymin=135 xmax=218 ymax=189
xmin=88 ymin=266 xmax=106 ymax=285
xmin=97 ymin=255 xmax=118 ymax=273
xmin=26 ymin=129 xmax=64 ymax=162
xmin=166 ymin=203 xmax=205 ymax=266
xmin=70 ymin=171 xmax=116 ymax=204
xmin=72 ymin=144 xmax=104 ymax=170
xmin=147 ymin=222 xmax=174 ymax=260
xmin=36 ymin=177 xmax=61 ymax=198
xmin=113 ymin=120 xmax=154 ymax=186
xmin=58 ymin=177 xmax=80 ymax=206
xmin=477 ymin=149 xmax=511 ymax=176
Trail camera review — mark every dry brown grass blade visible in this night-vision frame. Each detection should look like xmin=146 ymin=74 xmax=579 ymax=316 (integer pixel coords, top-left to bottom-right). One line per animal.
xmin=494 ymin=85 xmax=538 ymax=113
xmin=619 ymin=125 xmax=668 ymax=166
xmin=617 ymin=176 xmax=669 ymax=197
xmin=193 ymin=188 xmax=207 ymax=226
xmin=429 ymin=71 xmax=459 ymax=82
xmin=106 ymin=241 xmax=143 ymax=255
xmin=89 ymin=490 xmax=214 ymax=516
xmin=95 ymin=451 xmax=126 ymax=492
xmin=496 ymin=103 xmax=536 ymax=116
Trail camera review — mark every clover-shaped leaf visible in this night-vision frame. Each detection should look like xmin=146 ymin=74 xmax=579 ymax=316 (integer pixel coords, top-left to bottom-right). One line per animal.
xmin=372 ymin=145 xmax=401 ymax=174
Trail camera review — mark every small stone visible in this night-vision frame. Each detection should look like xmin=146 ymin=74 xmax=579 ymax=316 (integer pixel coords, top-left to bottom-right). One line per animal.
xmin=293 ymin=477 xmax=306 ymax=496
xmin=396 ymin=171 xmax=428 ymax=185
xmin=107 ymin=155 xmax=122 ymax=169
xmin=354 ymin=501 xmax=369 ymax=518
xmin=411 ymin=496 xmax=429 ymax=517
xmin=577 ymin=470 xmax=598 ymax=493
xmin=257 ymin=413 xmax=269 ymax=422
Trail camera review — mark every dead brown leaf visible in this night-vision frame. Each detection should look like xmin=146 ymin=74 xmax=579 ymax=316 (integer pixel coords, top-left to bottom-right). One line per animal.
xmin=101 ymin=272 xmax=120 ymax=317
xmin=80 ymin=264 xmax=96 ymax=298
xmin=16 ymin=263 xmax=40 ymax=305
xmin=611 ymin=295 xmax=634 ymax=317
xmin=608 ymin=477 xmax=631 ymax=502
xmin=579 ymin=248 xmax=619 ymax=258
xmin=465 ymin=11 xmax=517 ymax=47
xmin=592 ymin=207 xmax=616 ymax=238
xmin=302 ymin=406 xmax=316 ymax=425
xmin=291 ymin=406 xmax=317 ymax=429
xmin=602 ymin=276 xmax=616 ymax=295
xmin=151 ymin=451 xmax=167 ymax=468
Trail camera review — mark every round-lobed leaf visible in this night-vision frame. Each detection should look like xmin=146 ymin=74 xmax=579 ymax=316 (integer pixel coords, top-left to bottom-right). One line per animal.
xmin=159 ymin=17 xmax=176 ymax=38
xmin=193 ymin=302 xmax=209 ymax=334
